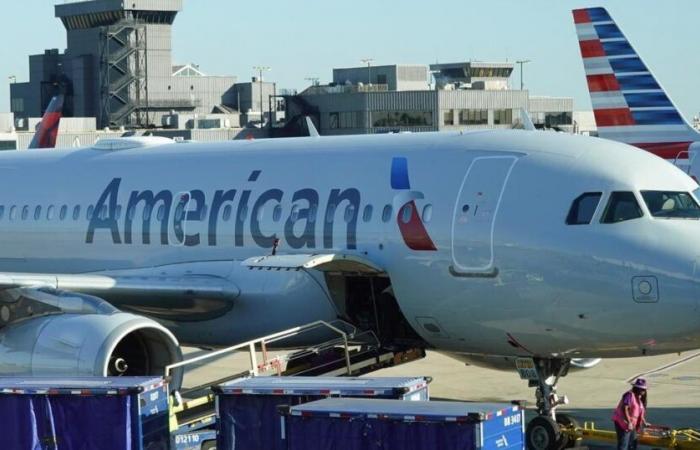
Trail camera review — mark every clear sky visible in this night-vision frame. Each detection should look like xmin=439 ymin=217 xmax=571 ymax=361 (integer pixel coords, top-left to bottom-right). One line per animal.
xmin=2 ymin=0 xmax=699 ymax=118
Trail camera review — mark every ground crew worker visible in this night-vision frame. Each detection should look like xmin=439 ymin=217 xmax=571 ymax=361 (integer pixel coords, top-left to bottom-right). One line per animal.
xmin=612 ymin=378 xmax=650 ymax=450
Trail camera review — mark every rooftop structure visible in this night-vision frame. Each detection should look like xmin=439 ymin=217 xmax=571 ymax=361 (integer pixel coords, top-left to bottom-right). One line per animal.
xmin=277 ymin=61 xmax=572 ymax=137
xmin=11 ymin=0 xmax=237 ymax=129
xmin=332 ymin=65 xmax=430 ymax=92
xmin=430 ymin=62 xmax=514 ymax=90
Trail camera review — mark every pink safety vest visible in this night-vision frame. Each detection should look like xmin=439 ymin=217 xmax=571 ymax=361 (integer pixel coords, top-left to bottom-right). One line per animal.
xmin=612 ymin=391 xmax=645 ymax=431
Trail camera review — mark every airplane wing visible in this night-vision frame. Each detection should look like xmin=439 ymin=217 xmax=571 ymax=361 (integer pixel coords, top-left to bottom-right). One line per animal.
xmin=28 ymin=94 xmax=64 ymax=149
xmin=0 ymin=272 xmax=239 ymax=301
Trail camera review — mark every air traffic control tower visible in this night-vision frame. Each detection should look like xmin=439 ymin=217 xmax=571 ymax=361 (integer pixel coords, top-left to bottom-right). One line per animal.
xmin=11 ymin=0 xmax=237 ymax=128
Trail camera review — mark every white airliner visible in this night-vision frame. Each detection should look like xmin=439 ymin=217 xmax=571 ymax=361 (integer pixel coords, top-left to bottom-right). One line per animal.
xmin=0 ymin=130 xmax=699 ymax=448
xmin=573 ymin=7 xmax=700 ymax=178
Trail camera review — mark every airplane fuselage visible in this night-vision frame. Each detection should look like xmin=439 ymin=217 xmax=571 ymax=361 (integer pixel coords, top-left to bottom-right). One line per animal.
xmin=1 ymin=130 xmax=700 ymax=360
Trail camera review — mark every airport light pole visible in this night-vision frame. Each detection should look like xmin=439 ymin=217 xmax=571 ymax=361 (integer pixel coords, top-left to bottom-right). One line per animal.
xmin=360 ymin=58 xmax=374 ymax=87
xmin=516 ymin=60 xmax=531 ymax=91
xmin=253 ymin=66 xmax=271 ymax=126
xmin=360 ymin=59 xmax=374 ymax=131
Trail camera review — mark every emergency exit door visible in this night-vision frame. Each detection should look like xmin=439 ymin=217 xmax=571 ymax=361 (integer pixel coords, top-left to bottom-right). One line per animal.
xmin=451 ymin=156 xmax=518 ymax=275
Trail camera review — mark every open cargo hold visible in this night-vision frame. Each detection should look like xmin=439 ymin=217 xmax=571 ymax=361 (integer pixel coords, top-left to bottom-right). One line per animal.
xmin=0 ymin=377 xmax=169 ymax=450
xmin=283 ymin=398 xmax=524 ymax=450
xmin=214 ymin=376 xmax=430 ymax=450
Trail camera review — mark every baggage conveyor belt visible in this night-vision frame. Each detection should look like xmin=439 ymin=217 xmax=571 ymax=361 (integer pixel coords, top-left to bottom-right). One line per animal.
xmin=166 ymin=320 xmax=426 ymax=436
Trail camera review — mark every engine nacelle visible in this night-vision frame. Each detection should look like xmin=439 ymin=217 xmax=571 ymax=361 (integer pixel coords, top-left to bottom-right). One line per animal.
xmin=0 ymin=312 xmax=183 ymax=388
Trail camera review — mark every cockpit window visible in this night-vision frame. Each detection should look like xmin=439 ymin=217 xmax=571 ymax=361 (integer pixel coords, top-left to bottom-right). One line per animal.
xmin=601 ymin=192 xmax=643 ymax=223
xmin=641 ymin=191 xmax=700 ymax=219
xmin=566 ymin=192 xmax=602 ymax=225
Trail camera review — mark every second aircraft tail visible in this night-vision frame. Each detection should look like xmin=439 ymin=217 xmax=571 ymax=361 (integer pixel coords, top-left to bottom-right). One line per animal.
xmin=28 ymin=94 xmax=64 ymax=149
xmin=573 ymin=7 xmax=699 ymax=159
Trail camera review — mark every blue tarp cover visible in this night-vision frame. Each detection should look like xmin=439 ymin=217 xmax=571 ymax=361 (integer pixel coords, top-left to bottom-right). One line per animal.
xmin=0 ymin=394 xmax=133 ymax=450
xmin=286 ymin=416 xmax=476 ymax=450
xmin=218 ymin=394 xmax=319 ymax=450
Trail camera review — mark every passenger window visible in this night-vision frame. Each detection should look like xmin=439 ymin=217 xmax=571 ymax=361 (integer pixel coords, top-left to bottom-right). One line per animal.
xmin=34 ymin=206 xmax=41 ymax=221
xmin=344 ymin=205 xmax=356 ymax=223
xmin=325 ymin=204 xmax=336 ymax=223
xmin=87 ymin=205 xmax=94 ymax=220
xmin=401 ymin=203 xmax=413 ymax=224
xmin=143 ymin=205 xmax=152 ymax=221
xmin=566 ymin=192 xmax=602 ymax=225
xmin=200 ymin=205 xmax=208 ymax=221
xmin=9 ymin=206 xmax=16 ymax=221
xmin=363 ymin=205 xmax=373 ymax=222
xmin=308 ymin=204 xmax=317 ymax=223
xmin=272 ymin=205 xmax=282 ymax=222
xmin=0 ymin=206 xmax=4 ymax=220
xmin=157 ymin=205 xmax=165 ymax=221
xmin=238 ymin=205 xmax=248 ymax=221
xmin=21 ymin=206 xmax=29 ymax=221
xmin=382 ymin=205 xmax=392 ymax=223
xmin=60 ymin=205 xmax=67 ymax=221
xmin=115 ymin=205 xmax=122 ymax=220
xmin=223 ymin=205 xmax=232 ymax=221
xmin=174 ymin=204 xmax=184 ymax=221
xmin=289 ymin=205 xmax=299 ymax=222
xmin=73 ymin=205 xmax=81 ymax=221
xmin=601 ymin=192 xmax=643 ymax=223
xmin=422 ymin=204 xmax=433 ymax=223
xmin=47 ymin=205 xmax=55 ymax=220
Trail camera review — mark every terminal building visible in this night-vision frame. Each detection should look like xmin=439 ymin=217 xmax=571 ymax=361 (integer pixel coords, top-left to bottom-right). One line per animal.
xmin=5 ymin=1 xmax=583 ymax=148
xmin=10 ymin=0 xmax=244 ymax=130
xmin=279 ymin=62 xmax=575 ymax=137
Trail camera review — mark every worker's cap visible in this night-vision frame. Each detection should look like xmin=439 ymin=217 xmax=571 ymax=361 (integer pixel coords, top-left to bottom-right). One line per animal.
xmin=632 ymin=378 xmax=648 ymax=390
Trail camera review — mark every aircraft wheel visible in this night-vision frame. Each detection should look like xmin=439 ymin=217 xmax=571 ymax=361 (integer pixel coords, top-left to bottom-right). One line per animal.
xmin=555 ymin=414 xmax=581 ymax=449
xmin=526 ymin=416 xmax=562 ymax=450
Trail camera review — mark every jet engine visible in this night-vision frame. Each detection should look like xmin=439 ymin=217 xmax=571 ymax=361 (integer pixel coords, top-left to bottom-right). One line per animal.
xmin=0 ymin=288 xmax=183 ymax=388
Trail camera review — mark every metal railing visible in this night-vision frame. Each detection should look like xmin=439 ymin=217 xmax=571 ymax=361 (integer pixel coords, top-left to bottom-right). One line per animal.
xmin=164 ymin=320 xmax=357 ymax=385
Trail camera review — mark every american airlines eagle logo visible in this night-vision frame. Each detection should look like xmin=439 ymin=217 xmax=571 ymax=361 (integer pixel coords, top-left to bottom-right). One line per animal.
xmin=391 ymin=157 xmax=437 ymax=251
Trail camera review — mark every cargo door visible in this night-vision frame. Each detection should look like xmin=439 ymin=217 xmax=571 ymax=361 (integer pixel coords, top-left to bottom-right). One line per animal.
xmin=451 ymin=156 xmax=517 ymax=275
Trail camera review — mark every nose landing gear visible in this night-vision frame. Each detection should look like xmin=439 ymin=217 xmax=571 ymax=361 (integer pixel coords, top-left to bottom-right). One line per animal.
xmin=522 ymin=358 xmax=580 ymax=450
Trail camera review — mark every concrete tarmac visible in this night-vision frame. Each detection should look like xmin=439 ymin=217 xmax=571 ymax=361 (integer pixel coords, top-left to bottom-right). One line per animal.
xmin=181 ymin=348 xmax=700 ymax=447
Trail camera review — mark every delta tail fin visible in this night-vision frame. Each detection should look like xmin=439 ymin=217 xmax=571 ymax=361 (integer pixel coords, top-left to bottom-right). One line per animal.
xmin=28 ymin=94 xmax=64 ymax=149
xmin=573 ymin=7 xmax=699 ymax=159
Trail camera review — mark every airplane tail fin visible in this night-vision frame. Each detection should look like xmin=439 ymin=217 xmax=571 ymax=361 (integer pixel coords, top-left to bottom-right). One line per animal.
xmin=28 ymin=94 xmax=64 ymax=149
xmin=573 ymin=7 xmax=699 ymax=159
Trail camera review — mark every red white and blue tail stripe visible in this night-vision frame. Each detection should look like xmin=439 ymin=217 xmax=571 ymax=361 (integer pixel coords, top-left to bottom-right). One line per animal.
xmin=573 ymin=7 xmax=699 ymax=159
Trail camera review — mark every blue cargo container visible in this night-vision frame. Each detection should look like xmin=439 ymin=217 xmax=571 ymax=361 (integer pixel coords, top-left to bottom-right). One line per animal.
xmin=283 ymin=398 xmax=524 ymax=450
xmin=0 ymin=377 xmax=169 ymax=450
xmin=214 ymin=376 xmax=429 ymax=450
